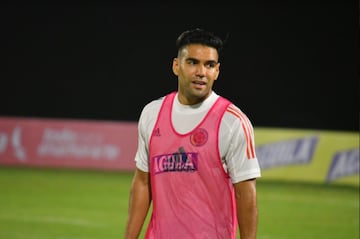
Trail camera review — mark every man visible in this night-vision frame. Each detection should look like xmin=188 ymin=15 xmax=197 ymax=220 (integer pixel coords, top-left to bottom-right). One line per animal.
xmin=125 ymin=28 xmax=261 ymax=239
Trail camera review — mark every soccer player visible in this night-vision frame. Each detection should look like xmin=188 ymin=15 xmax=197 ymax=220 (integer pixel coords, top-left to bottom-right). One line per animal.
xmin=125 ymin=28 xmax=261 ymax=239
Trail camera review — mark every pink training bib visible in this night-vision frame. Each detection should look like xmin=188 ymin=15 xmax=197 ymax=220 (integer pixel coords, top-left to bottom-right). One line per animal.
xmin=146 ymin=92 xmax=237 ymax=239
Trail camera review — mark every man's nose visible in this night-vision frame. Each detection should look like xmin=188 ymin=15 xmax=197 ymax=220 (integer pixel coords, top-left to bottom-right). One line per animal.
xmin=195 ymin=65 xmax=206 ymax=76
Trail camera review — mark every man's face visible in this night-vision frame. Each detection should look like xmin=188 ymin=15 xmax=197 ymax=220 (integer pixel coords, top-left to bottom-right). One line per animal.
xmin=172 ymin=44 xmax=220 ymax=105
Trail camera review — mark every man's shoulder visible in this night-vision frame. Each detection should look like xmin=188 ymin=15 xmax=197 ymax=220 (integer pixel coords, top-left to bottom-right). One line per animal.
xmin=142 ymin=91 xmax=176 ymax=113
xmin=217 ymin=97 xmax=254 ymax=127
xmin=141 ymin=96 xmax=165 ymax=116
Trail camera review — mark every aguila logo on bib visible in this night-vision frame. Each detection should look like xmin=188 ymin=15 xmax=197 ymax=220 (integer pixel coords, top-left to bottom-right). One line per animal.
xmin=190 ymin=128 xmax=208 ymax=147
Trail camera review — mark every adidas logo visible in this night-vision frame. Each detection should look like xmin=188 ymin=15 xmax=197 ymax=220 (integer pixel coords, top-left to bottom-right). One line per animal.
xmin=153 ymin=128 xmax=161 ymax=136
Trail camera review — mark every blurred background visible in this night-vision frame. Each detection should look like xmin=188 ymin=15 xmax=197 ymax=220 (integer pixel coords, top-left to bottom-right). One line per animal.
xmin=1 ymin=1 xmax=358 ymax=131
xmin=0 ymin=1 xmax=358 ymax=239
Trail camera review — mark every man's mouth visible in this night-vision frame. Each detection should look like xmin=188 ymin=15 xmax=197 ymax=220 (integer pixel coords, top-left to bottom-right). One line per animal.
xmin=192 ymin=81 xmax=206 ymax=87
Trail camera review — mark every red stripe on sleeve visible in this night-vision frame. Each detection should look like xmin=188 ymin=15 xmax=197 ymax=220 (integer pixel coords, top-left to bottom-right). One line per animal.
xmin=226 ymin=105 xmax=256 ymax=159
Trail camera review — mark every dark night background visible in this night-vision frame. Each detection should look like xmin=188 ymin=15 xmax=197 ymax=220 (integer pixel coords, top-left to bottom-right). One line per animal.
xmin=1 ymin=1 xmax=358 ymax=131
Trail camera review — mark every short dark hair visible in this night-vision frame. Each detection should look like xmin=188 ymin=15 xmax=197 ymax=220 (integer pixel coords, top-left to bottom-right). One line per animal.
xmin=175 ymin=28 xmax=224 ymax=56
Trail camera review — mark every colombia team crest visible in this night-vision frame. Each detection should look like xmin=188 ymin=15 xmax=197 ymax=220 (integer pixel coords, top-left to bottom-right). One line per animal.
xmin=190 ymin=128 xmax=208 ymax=147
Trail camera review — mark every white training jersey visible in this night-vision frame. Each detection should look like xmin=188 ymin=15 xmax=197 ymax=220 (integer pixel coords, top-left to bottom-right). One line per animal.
xmin=135 ymin=91 xmax=261 ymax=183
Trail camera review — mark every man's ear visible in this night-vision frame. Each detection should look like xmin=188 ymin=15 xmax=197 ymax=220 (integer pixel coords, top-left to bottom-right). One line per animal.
xmin=172 ymin=58 xmax=179 ymax=76
xmin=214 ymin=62 xmax=220 ymax=81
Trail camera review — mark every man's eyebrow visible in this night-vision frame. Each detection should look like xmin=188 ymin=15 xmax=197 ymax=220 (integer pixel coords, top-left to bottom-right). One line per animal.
xmin=185 ymin=57 xmax=199 ymax=62
xmin=185 ymin=57 xmax=218 ymax=64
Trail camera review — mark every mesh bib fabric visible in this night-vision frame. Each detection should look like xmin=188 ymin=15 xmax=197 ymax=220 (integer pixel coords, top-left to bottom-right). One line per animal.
xmin=146 ymin=92 xmax=237 ymax=239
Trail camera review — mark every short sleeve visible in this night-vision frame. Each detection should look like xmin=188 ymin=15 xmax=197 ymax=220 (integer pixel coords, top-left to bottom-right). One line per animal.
xmin=220 ymin=104 xmax=261 ymax=183
xmin=134 ymin=98 xmax=163 ymax=172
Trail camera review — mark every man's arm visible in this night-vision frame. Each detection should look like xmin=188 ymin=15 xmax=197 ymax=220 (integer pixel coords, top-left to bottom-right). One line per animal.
xmin=124 ymin=168 xmax=151 ymax=239
xmin=234 ymin=178 xmax=258 ymax=239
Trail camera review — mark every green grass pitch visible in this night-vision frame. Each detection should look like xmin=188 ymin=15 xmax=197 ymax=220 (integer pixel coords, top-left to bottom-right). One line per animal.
xmin=0 ymin=167 xmax=358 ymax=239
